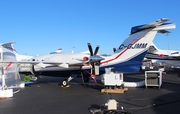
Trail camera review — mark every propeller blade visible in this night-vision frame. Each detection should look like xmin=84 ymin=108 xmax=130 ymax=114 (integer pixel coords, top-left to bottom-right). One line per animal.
xmin=87 ymin=43 xmax=93 ymax=56
xmin=94 ymin=45 xmax=100 ymax=55
xmin=30 ymin=65 xmax=36 ymax=76
xmin=87 ymin=43 xmax=101 ymax=83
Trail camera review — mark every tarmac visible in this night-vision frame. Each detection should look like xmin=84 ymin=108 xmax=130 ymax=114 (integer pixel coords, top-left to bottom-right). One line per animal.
xmin=1 ymin=71 xmax=180 ymax=114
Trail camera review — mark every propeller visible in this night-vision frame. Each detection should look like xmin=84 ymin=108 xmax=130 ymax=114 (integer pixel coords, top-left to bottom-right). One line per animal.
xmin=30 ymin=64 xmax=36 ymax=76
xmin=87 ymin=43 xmax=101 ymax=83
xmin=87 ymin=43 xmax=99 ymax=56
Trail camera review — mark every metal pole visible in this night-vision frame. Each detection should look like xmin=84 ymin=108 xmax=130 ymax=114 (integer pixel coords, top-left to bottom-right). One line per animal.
xmin=166 ymin=33 xmax=169 ymax=50
xmin=72 ymin=46 xmax=75 ymax=53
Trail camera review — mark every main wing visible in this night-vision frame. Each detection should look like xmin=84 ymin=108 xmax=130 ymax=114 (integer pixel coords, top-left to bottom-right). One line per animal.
xmin=0 ymin=61 xmax=40 ymax=64
xmin=41 ymin=61 xmax=86 ymax=68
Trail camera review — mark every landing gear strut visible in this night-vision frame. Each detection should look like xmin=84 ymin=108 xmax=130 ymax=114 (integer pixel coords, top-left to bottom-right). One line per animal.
xmin=80 ymin=72 xmax=90 ymax=87
xmin=61 ymin=72 xmax=90 ymax=87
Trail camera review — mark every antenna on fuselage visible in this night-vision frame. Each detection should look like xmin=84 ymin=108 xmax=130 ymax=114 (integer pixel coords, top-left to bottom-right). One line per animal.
xmin=166 ymin=32 xmax=170 ymax=50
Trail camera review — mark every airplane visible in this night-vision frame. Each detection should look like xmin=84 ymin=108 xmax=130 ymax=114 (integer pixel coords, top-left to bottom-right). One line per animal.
xmin=143 ymin=42 xmax=180 ymax=70
xmin=18 ymin=48 xmax=98 ymax=74
xmin=26 ymin=18 xmax=176 ymax=87
xmin=49 ymin=48 xmax=62 ymax=54
xmin=0 ymin=42 xmax=39 ymax=91
xmin=10 ymin=43 xmax=34 ymax=73
xmin=1 ymin=42 xmax=33 ymax=61
xmin=16 ymin=53 xmax=33 ymax=61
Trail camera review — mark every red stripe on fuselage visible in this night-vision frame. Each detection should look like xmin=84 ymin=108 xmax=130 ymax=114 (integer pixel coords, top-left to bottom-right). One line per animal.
xmin=101 ymin=34 xmax=146 ymax=64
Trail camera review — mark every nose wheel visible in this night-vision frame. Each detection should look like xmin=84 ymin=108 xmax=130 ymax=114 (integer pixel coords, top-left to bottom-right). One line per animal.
xmin=62 ymin=80 xmax=67 ymax=86
xmin=61 ymin=79 xmax=70 ymax=88
xmin=61 ymin=76 xmax=75 ymax=88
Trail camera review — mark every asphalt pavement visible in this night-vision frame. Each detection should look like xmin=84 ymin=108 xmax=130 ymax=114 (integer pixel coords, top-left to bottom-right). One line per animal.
xmin=1 ymin=71 xmax=180 ymax=114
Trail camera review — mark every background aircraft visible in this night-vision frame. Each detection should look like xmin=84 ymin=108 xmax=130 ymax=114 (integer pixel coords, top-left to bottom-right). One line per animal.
xmin=9 ymin=43 xmax=34 ymax=73
xmin=144 ymin=42 xmax=180 ymax=68
xmin=49 ymin=48 xmax=62 ymax=54
xmin=0 ymin=42 xmax=39 ymax=90
xmin=1 ymin=42 xmax=33 ymax=61
xmin=0 ymin=42 xmax=40 ymax=72
xmin=27 ymin=18 xmax=176 ymax=86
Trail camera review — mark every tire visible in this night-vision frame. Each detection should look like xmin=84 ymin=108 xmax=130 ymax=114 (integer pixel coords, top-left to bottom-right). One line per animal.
xmin=62 ymin=80 xmax=68 ymax=87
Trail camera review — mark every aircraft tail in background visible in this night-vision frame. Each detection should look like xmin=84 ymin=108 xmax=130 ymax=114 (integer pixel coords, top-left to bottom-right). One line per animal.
xmin=99 ymin=18 xmax=176 ymax=72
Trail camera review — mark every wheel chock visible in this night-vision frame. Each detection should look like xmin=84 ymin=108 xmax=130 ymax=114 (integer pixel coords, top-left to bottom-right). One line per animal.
xmin=61 ymin=85 xmax=70 ymax=88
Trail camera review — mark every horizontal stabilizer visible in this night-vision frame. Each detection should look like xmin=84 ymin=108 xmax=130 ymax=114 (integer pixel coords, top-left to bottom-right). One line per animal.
xmin=131 ymin=18 xmax=172 ymax=34
xmin=140 ymin=18 xmax=170 ymax=29
xmin=158 ymin=30 xmax=170 ymax=34
xmin=153 ymin=23 xmax=176 ymax=31
xmin=0 ymin=42 xmax=15 ymax=47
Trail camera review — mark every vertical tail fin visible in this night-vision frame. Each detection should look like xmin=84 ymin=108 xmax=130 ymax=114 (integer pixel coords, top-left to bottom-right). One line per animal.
xmin=0 ymin=42 xmax=15 ymax=52
xmin=1 ymin=42 xmax=33 ymax=61
xmin=148 ymin=43 xmax=159 ymax=52
xmin=100 ymin=19 xmax=175 ymax=72
xmin=112 ymin=19 xmax=175 ymax=62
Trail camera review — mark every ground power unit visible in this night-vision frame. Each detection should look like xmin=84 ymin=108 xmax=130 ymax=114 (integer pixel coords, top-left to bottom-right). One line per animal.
xmin=145 ymin=71 xmax=162 ymax=88
xmin=101 ymin=68 xmax=123 ymax=87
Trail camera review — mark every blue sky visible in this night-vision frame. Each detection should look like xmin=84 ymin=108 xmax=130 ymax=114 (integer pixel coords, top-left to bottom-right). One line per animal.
xmin=0 ymin=0 xmax=179 ymax=56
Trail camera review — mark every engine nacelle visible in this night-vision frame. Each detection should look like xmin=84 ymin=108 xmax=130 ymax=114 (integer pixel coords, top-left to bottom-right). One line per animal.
xmin=89 ymin=55 xmax=104 ymax=63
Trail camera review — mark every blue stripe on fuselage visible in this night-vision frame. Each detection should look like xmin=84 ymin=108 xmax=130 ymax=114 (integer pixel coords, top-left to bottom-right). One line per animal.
xmin=100 ymin=51 xmax=148 ymax=72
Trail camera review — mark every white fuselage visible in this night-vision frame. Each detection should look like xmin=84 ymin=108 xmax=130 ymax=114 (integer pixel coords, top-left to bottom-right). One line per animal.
xmin=145 ymin=48 xmax=180 ymax=66
xmin=28 ymin=19 xmax=176 ymax=76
